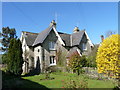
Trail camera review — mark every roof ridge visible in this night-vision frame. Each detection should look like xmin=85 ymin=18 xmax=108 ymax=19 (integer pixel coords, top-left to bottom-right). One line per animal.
xmin=22 ymin=31 xmax=38 ymax=34
xmin=32 ymin=25 xmax=53 ymax=46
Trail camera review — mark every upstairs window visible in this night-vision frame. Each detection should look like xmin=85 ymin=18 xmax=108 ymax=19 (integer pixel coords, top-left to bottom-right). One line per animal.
xmin=82 ymin=43 xmax=87 ymax=50
xmin=49 ymin=41 xmax=55 ymax=50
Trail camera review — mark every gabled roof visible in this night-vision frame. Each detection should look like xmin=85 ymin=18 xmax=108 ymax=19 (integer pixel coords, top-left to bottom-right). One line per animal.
xmin=58 ymin=32 xmax=71 ymax=46
xmin=32 ymin=26 xmax=53 ymax=46
xmin=32 ymin=25 xmax=65 ymax=46
xmin=71 ymin=30 xmax=85 ymax=46
xmin=21 ymin=21 xmax=93 ymax=47
xmin=22 ymin=31 xmax=38 ymax=46
xmin=66 ymin=47 xmax=81 ymax=57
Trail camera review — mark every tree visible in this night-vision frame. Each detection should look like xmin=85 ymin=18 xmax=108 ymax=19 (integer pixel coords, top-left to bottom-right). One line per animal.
xmin=7 ymin=38 xmax=23 ymax=76
xmin=68 ymin=52 xmax=82 ymax=75
xmin=105 ymin=30 xmax=116 ymax=38
xmin=1 ymin=27 xmax=17 ymax=52
xmin=87 ymin=44 xmax=99 ymax=67
xmin=96 ymin=34 xmax=120 ymax=87
xmin=56 ymin=48 xmax=67 ymax=66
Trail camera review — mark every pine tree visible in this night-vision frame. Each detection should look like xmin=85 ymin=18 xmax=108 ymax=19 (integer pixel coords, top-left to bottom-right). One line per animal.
xmin=7 ymin=38 xmax=23 ymax=76
xmin=1 ymin=27 xmax=17 ymax=52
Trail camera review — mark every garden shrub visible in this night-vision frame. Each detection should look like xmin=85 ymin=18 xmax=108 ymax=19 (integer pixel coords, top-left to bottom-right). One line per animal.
xmin=62 ymin=76 xmax=88 ymax=88
xmin=96 ymin=34 xmax=120 ymax=87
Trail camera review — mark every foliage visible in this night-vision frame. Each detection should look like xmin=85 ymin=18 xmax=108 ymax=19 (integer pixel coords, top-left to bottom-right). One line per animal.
xmin=0 ymin=54 xmax=2 ymax=64
xmin=68 ymin=52 xmax=84 ymax=75
xmin=87 ymin=44 xmax=99 ymax=67
xmin=2 ymin=53 xmax=8 ymax=64
xmin=96 ymin=34 xmax=120 ymax=86
xmin=62 ymin=76 xmax=88 ymax=88
xmin=1 ymin=27 xmax=17 ymax=52
xmin=86 ymin=56 xmax=96 ymax=67
xmin=56 ymin=49 xmax=67 ymax=66
xmin=6 ymin=38 xmax=23 ymax=76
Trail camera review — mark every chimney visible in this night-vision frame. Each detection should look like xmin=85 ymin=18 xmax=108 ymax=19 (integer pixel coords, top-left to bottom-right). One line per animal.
xmin=49 ymin=20 xmax=56 ymax=28
xmin=73 ymin=26 xmax=79 ymax=33
xmin=101 ymin=35 xmax=104 ymax=42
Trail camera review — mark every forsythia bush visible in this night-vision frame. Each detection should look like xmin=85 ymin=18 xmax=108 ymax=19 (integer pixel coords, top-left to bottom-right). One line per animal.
xmin=96 ymin=34 xmax=120 ymax=78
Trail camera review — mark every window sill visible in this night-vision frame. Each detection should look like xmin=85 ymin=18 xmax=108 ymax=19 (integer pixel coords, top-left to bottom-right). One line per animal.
xmin=49 ymin=63 xmax=56 ymax=66
xmin=49 ymin=49 xmax=56 ymax=51
xmin=83 ymin=49 xmax=87 ymax=51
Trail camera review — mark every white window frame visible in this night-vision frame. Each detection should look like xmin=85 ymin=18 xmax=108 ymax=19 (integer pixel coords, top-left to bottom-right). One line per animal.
xmin=49 ymin=56 xmax=56 ymax=66
xmin=82 ymin=43 xmax=87 ymax=51
xmin=49 ymin=41 xmax=55 ymax=50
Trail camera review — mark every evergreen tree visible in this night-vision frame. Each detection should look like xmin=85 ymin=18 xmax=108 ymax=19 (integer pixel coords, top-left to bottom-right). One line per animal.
xmin=1 ymin=27 xmax=17 ymax=52
xmin=7 ymin=38 xmax=23 ymax=76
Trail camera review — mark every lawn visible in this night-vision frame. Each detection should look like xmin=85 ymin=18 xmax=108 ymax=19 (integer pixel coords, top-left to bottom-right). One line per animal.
xmin=2 ymin=71 xmax=117 ymax=89
xmin=22 ymin=72 xmax=116 ymax=88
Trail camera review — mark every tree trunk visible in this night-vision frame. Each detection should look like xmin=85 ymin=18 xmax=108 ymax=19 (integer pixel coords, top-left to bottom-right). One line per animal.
xmin=77 ymin=69 xmax=80 ymax=75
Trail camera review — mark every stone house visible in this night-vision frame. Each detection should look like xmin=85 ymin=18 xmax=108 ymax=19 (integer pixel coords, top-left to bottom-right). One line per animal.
xmin=20 ymin=20 xmax=94 ymax=74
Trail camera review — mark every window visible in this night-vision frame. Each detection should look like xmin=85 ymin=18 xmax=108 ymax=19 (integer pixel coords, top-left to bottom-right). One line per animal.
xmin=38 ymin=49 xmax=39 ymax=52
xmin=82 ymin=43 xmax=87 ymax=50
xmin=50 ymin=56 xmax=56 ymax=65
xmin=49 ymin=41 xmax=55 ymax=50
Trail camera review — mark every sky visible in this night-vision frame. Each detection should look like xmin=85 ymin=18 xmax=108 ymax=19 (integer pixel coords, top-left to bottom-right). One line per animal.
xmin=2 ymin=2 xmax=118 ymax=44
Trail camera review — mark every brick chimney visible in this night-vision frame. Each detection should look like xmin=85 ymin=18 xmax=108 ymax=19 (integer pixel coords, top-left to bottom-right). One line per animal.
xmin=101 ymin=35 xmax=104 ymax=42
xmin=73 ymin=26 xmax=79 ymax=33
xmin=49 ymin=20 xmax=56 ymax=28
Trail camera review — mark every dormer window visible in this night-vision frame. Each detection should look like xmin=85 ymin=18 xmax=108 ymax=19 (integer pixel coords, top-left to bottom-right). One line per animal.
xmin=49 ymin=41 xmax=55 ymax=50
xmin=82 ymin=42 xmax=87 ymax=51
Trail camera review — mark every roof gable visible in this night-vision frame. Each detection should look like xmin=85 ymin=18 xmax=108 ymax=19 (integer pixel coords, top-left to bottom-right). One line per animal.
xmin=32 ymin=25 xmax=65 ymax=46
xmin=58 ymin=32 xmax=71 ymax=46
xmin=20 ymin=31 xmax=38 ymax=46
xmin=71 ymin=30 xmax=85 ymax=46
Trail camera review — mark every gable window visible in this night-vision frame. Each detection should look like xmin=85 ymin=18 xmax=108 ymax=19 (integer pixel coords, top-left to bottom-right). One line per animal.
xmin=49 ymin=41 xmax=55 ymax=50
xmin=82 ymin=43 xmax=87 ymax=50
xmin=50 ymin=56 xmax=56 ymax=65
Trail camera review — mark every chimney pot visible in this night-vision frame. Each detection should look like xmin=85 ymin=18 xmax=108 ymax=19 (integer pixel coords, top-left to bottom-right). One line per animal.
xmin=101 ymin=35 xmax=104 ymax=42
xmin=50 ymin=20 xmax=56 ymax=28
xmin=73 ymin=26 xmax=79 ymax=33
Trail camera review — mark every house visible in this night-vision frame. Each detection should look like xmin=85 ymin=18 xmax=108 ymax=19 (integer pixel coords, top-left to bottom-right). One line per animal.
xmin=20 ymin=20 xmax=94 ymax=74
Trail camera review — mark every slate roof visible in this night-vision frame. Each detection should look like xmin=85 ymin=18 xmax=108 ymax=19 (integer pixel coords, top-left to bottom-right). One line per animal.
xmin=58 ymin=32 xmax=71 ymax=46
xmin=22 ymin=31 xmax=38 ymax=46
xmin=32 ymin=25 xmax=53 ymax=46
xmin=66 ymin=47 xmax=81 ymax=57
xmin=22 ymin=27 xmax=86 ymax=47
xmin=71 ymin=30 xmax=85 ymax=46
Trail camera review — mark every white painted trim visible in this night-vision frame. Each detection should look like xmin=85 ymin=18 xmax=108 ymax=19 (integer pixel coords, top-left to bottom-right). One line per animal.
xmin=84 ymin=31 xmax=94 ymax=47
xmin=77 ymin=49 xmax=82 ymax=56
xmin=53 ymin=26 xmax=65 ymax=46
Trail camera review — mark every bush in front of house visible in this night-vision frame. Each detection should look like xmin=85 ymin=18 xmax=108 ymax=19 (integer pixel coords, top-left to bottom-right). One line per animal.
xmin=62 ymin=75 xmax=88 ymax=88
xmin=96 ymin=34 xmax=120 ymax=88
xmin=68 ymin=52 xmax=88 ymax=75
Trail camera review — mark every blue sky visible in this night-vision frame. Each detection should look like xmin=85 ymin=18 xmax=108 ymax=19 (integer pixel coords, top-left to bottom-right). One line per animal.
xmin=2 ymin=2 xmax=118 ymax=44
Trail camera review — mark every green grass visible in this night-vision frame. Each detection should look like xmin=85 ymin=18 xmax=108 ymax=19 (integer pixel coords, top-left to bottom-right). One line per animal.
xmin=22 ymin=72 xmax=116 ymax=88
xmin=2 ymin=70 xmax=117 ymax=89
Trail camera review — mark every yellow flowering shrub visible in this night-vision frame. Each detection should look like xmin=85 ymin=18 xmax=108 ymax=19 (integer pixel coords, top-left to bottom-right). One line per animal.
xmin=96 ymin=34 xmax=120 ymax=78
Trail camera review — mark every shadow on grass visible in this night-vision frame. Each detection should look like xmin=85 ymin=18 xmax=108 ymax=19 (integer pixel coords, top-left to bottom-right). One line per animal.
xmin=1 ymin=70 xmax=50 ymax=90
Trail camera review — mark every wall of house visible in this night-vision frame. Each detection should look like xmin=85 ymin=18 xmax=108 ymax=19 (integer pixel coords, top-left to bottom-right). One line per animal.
xmin=42 ymin=29 xmax=68 ymax=68
xmin=34 ymin=45 xmax=43 ymax=72
xmin=79 ymin=33 xmax=92 ymax=55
